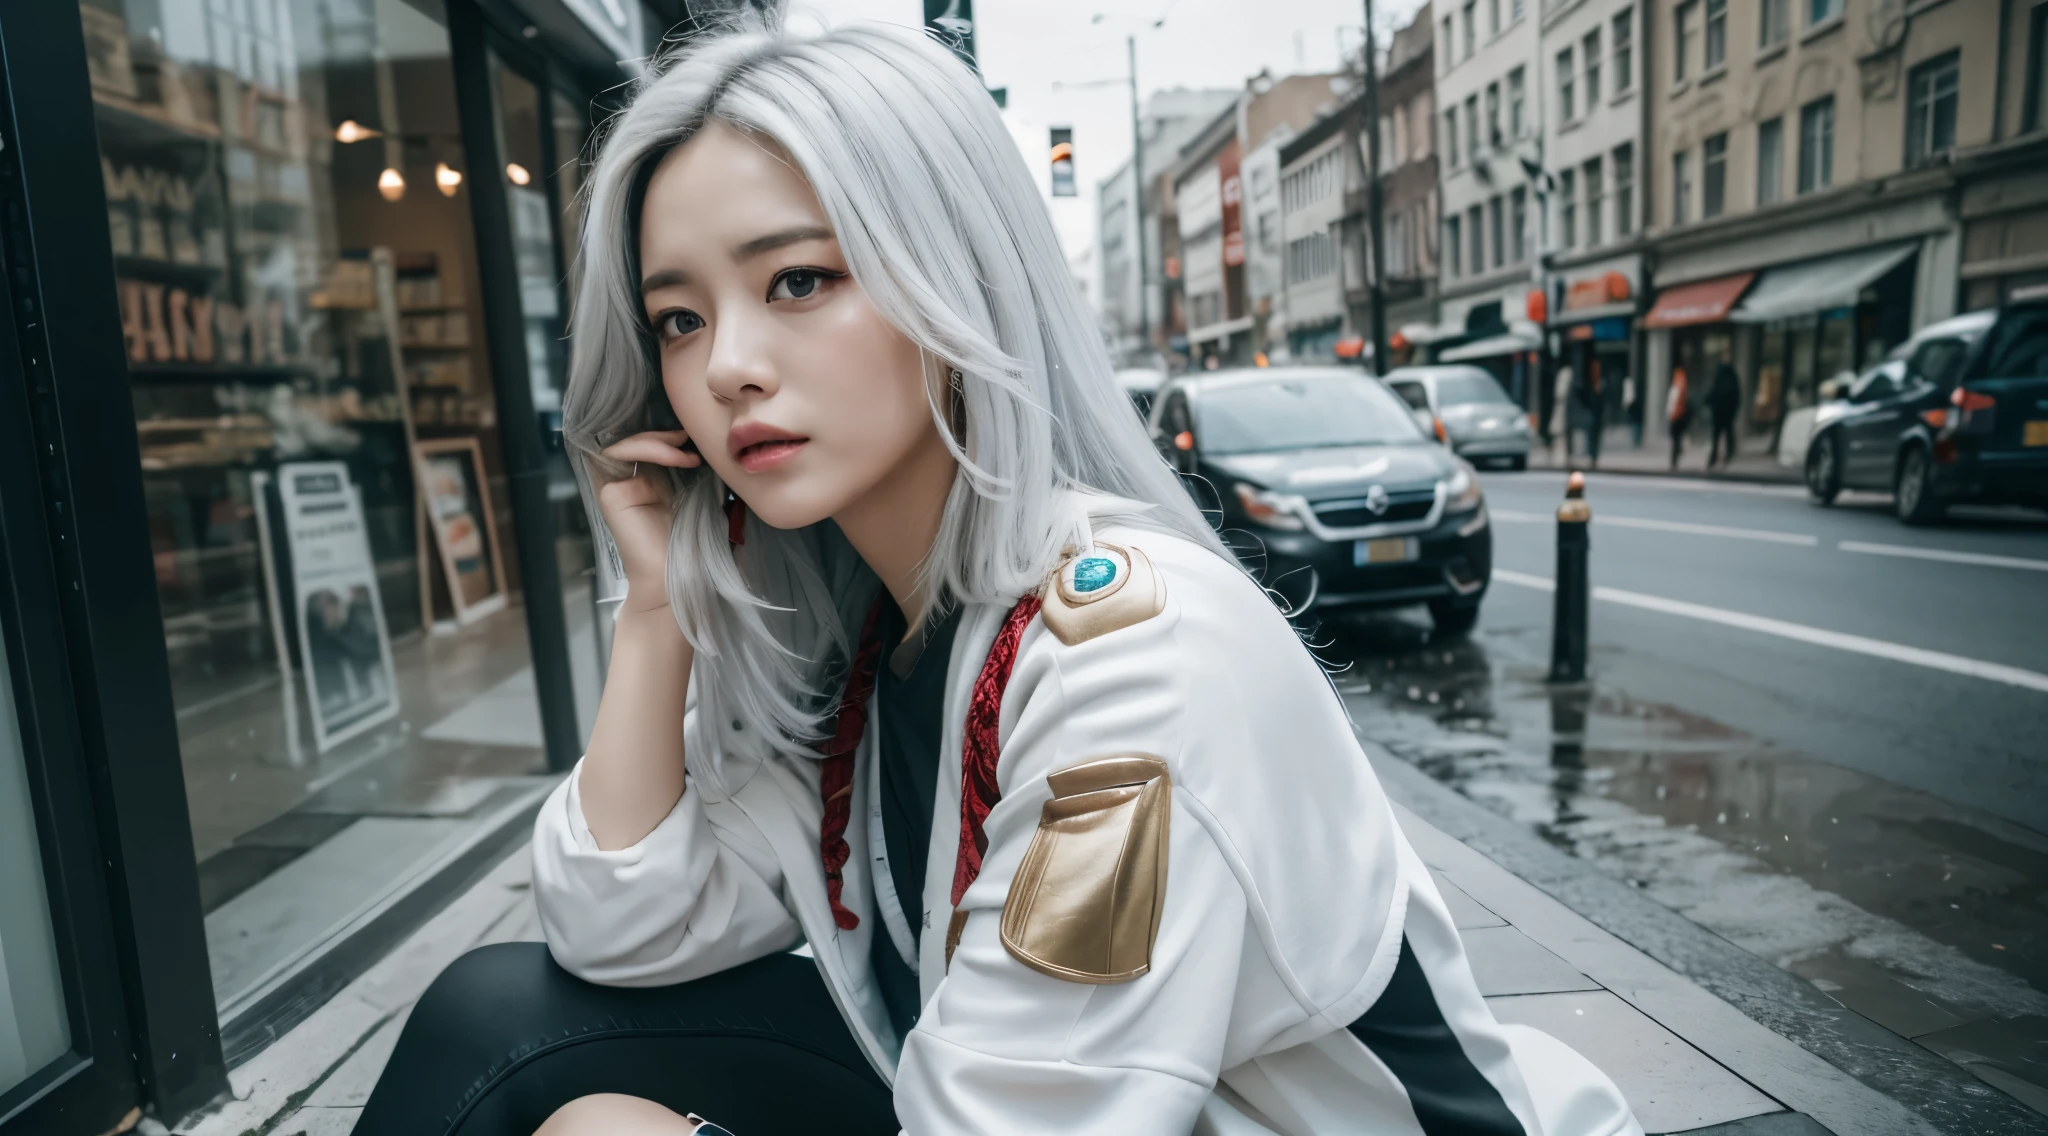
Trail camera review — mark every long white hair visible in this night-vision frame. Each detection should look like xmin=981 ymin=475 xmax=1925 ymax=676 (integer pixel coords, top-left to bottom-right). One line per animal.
xmin=563 ymin=9 xmax=1231 ymax=758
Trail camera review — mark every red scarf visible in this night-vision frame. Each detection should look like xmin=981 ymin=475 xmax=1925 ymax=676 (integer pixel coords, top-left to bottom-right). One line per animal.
xmin=814 ymin=593 xmax=1043 ymax=931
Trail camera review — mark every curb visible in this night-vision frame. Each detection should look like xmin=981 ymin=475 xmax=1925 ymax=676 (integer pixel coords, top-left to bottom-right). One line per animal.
xmin=1524 ymin=461 xmax=1803 ymax=487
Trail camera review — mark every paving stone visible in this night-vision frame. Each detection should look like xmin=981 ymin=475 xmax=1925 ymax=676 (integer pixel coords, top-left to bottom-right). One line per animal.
xmin=1489 ymin=990 xmax=1780 ymax=1134
xmin=272 ymin=1106 xmax=361 ymax=1136
xmin=305 ymin=1008 xmax=409 ymax=1107
xmin=1460 ymin=924 xmax=1601 ymax=996
xmin=1431 ymin=869 xmax=1507 ymax=929
xmin=1914 ymin=1014 xmax=2048 ymax=1117
xmin=1657 ymin=1111 xmax=1832 ymax=1135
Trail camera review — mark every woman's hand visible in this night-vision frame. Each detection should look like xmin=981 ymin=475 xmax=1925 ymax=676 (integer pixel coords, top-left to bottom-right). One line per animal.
xmin=595 ymin=430 xmax=700 ymax=614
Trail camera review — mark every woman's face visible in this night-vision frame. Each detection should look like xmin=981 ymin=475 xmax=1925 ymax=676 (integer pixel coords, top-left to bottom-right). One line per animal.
xmin=638 ymin=120 xmax=947 ymax=531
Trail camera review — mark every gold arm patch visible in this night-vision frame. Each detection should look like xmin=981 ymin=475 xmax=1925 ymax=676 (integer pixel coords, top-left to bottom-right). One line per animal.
xmin=1037 ymin=542 xmax=1166 ymax=646
xmin=999 ymin=754 xmax=1170 ymax=984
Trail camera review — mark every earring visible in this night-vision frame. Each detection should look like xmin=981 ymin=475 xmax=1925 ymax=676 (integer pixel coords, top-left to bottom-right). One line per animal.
xmin=949 ymin=368 xmax=964 ymax=390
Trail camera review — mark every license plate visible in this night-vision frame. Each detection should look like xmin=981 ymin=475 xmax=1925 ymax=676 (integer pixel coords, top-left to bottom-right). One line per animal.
xmin=2026 ymin=420 xmax=2048 ymax=447
xmin=1354 ymin=537 xmax=1416 ymax=566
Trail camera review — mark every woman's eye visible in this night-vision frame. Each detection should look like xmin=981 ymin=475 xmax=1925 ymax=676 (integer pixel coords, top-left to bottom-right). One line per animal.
xmin=768 ymin=267 xmax=841 ymax=302
xmin=654 ymin=310 xmax=703 ymax=340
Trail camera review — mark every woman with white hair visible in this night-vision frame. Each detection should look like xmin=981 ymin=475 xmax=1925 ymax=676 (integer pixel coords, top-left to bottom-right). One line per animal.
xmin=357 ymin=7 xmax=1642 ymax=1134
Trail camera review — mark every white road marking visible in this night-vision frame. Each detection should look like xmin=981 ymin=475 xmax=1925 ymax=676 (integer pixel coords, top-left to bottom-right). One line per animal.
xmin=1490 ymin=570 xmax=2048 ymax=694
xmin=1839 ymin=541 xmax=2048 ymax=573
xmin=1489 ymin=510 xmax=1818 ymax=546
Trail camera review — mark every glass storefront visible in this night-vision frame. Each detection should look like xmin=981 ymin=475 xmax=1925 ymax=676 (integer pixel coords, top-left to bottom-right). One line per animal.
xmin=0 ymin=611 xmax=68 ymax=1100
xmin=77 ymin=0 xmax=597 ymax=1031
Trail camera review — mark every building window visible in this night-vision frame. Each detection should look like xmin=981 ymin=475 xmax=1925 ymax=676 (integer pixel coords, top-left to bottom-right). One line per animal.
xmin=1702 ymin=132 xmax=1727 ymax=217
xmin=2028 ymin=3 xmax=2048 ymax=134
xmin=1673 ymin=148 xmax=1691 ymax=224
xmin=1675 ymin=1 xmax=1695 ymax=82
xmin=1705 ymin=0 xmax=1727 ymax=70
xmin=1799 ymin=95 xmax=1834 ymax=193
xmin=1489 ymin=0 xmax=1501 ymax=36
xmin=1584 ymin=156 xmax=1604 ymax=246
xmin=1613 ymin=143 xmax=1635 ymax=235
xmin=1809 ymin=0 xmax=1841 ymax=25
xmin=1388 ymin=209 xmax=1411 ymax=274
xmin=1511 ymin=185 xmax=1528 ymax=261
xmin=1445 ymin=107 xmax=1460 ymax=167
xmin=1906 ymin=51 xmax=1960 ymax=165
xmin=1613 ymin=9 xmax=1634 ymax=94
xmin=1509 ymin=67 xmax=1527 ymax=136
xmin=1760 ymin=0 xmax=1788 ymax=48
xmin=1463 ymin=0 xmax=1477 ymax=59
xmin=1757 ymin=117 xmax=1783 ymax=205
xmin=1442 ymin=15 xmax=1455 ymax=68
xmin=1490 ymin=195 xmax=1505 ymax=268
xmin=1468 ymin=204 xmax=1485 ymax=274
xmin=1466 ymin=94 xmax=1480 ymax=159
xmin=1584 ymin=29 xmax=1603 ymax=105
xmin=1558 ymin=48 xmax=1576 ymax=123
xmin=1513 ymin=0 xmax=1525 ymax=19
xmin=1446 ymin=214 xmax=1462 ymax=277
xmin=1559 ymin=168 xmax=1577 ymax=248
xmin=1486 ymin=82 xmax=1501 ymax=148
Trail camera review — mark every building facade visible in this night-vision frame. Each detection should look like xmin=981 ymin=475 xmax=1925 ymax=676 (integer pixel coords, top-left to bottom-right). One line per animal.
xmin=1639 ymin=0 xmax=2003 ymax=454
xmin=1535 ymin=0 xmax=1648 ymax=436
xmin=1433 ymin=0 xmax=1548 ymax=396
xmin=1095 ymin=88 xmax=1239 ymax=365
xmin=0 ymin=2 xmax=668 ymax=1131
xmin=1376 ymin=1 xmax=1445 ymax=364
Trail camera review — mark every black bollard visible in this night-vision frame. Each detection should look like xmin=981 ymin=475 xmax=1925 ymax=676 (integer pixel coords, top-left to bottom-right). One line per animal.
xmin=1549 ymin=472 xmax=1591 ymax=683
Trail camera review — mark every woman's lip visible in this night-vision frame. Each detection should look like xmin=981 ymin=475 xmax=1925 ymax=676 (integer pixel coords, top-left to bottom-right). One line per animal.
xmin=735 ymin=438 xmax=807 ymax=472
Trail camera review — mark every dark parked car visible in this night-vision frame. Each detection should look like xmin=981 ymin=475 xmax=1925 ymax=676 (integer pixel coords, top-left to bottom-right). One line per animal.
xmin=1382 ymin=365 xmax=1533 ymax=469
xmin=1805 ymin=302 xmax=2048 ymax=523
xmin=1148 ymin=367 xmax=1491 ymax=633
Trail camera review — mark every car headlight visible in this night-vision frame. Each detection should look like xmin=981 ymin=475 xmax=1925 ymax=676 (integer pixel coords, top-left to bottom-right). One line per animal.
xmin=1445 ymin=462 xmax=1484 ymax=512
xmin=1234 ymin=482 xmax=1307 ymax=530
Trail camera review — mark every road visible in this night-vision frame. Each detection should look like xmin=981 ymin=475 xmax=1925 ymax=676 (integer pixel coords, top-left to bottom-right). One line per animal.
xmin=1315 ymin=470 xmax=2048 ymax=1118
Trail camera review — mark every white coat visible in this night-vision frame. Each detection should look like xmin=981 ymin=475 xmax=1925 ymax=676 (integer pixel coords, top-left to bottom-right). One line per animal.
xmin=532 ymin=499 xmax=1642 ymax=1135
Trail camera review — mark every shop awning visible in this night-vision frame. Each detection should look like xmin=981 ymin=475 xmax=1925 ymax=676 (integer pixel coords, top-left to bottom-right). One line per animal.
xmin=1438 ymin=329 xmax=1542 ymax=363
xmin=1642 ymin=273 xmax=1754 ymax=328
xmin=1730 ymin=243 xmax=1917 ymax=323
xmin=1550 ymin=300 xmax=1635 ymax=326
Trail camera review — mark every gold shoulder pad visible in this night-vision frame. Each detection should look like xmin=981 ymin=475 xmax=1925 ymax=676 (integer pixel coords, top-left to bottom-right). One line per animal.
xmin=1000 ymin=754 xmax=1170 ymax=984
xmin=1037 ymin=542 xmax=1166 ymax=646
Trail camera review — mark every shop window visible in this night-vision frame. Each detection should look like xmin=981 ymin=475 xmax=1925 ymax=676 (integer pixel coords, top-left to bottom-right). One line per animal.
xmin=1799 ymin=96 xmax=1835 ymax=193
xmin=1906 ymin=52 xmax=1960 ymax=166
xmin=1613 ymin=9 xmax=1633 ymax=93
xmin=1612 ymin=143 xmax=1634 ymax=236
xmin=0 ymin=610 xmax=69 ymax=1098
xmin=74 ymin=0 xmax=588 ymax=1024
xmin=1757 ymin=118 xmax=1784 ymax=206
xmin=1703 ymin=133 xmax=1727 ymax=217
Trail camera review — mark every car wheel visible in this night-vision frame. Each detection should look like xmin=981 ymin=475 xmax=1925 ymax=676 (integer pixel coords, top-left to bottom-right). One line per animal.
xmin=1805 ymin=432 xmax=1841 ymax=506
xmin=1894 ymin=445 xmax=1944 ymax=525
xmin=1428 ymin=599 xmax=1482 ymax=637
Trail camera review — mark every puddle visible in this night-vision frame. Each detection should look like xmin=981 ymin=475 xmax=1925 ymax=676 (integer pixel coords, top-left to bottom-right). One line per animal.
xmin=1317 ymin=608 xmax=2048 ymax=1102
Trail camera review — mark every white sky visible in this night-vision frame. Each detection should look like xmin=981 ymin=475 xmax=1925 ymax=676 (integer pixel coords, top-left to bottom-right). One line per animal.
xmin=788 ymin=0 xmax=1431 ymax=281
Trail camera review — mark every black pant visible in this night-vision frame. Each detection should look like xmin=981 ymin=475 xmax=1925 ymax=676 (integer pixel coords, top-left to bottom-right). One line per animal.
xmin=1669 ymin=417 xmax=1688 ymax=468
xmin=357 ymin=944 xmax=897 ymax=1135
xmin=1708 ymin=413 xmax=1737 ymax=467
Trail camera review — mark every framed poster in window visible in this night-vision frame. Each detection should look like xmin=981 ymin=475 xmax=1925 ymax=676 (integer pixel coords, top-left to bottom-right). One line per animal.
xmin=277 ymin=463 xmax=402 ymax=752
xmin=415 ymin=438 xmax=509 ymax=624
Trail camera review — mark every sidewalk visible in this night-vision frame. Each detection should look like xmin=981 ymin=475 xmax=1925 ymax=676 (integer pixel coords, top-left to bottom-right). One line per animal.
xmin=159 ymin=797 xmax=1907 ymax=1136
xmin=1528 ymin=428 xmax=1800 ymax=484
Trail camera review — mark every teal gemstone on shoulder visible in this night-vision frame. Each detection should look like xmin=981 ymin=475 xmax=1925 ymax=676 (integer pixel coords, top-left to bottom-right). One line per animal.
xmin=1071 ymin=556 xmax=1117 ymax=593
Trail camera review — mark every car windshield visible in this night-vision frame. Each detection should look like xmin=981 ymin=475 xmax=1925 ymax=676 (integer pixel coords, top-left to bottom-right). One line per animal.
xmin=1431 ymin=371 xmax=1512 ymax=407
xmin=1199 ymin=377 xmax=1425 ymax=454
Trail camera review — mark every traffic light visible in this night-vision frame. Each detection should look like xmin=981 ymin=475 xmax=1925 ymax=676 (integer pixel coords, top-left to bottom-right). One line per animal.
xmin=1050 ymin=127 xmax=1075 ymax=197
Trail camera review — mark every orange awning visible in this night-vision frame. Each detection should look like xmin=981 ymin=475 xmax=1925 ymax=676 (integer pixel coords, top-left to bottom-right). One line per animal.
xmin=1642 ymin=272 xmax=1755 ymax=328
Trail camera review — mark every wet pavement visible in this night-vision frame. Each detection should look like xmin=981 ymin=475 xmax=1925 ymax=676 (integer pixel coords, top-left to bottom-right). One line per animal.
xmin=1308 ymin=475 xmax=2048 ymax=1118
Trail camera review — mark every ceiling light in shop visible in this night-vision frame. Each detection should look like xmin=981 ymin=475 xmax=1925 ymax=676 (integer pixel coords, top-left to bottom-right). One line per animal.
xmin=334 ymin=119 xmax=382 ymax=143
xmin=505 ymin=163 xmax=532 ymax=186
xmin=378 ymin=167 xmax=406 ymax=202
xmin=436 ymin=162 xmax=464 ymax=196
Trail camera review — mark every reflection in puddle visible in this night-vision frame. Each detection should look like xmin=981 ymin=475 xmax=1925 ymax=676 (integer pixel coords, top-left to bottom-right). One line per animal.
xmin=1321 ymin=608 xmax=2048 ymax=1103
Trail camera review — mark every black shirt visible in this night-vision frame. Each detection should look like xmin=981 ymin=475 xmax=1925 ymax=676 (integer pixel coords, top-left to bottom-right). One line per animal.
xmin=868 ymin=597 xmax=961 ymax=1040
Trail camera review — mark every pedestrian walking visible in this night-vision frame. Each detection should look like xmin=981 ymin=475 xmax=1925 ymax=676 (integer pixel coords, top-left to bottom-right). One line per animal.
xmin=1551 ymin=362 xmax=1575 ymax=461
xmin=1668 ymin=364 xmax=1692 ymax=470
xmin=1707 ymin=362 xmax=1740 ymax=470
xmin=1577 ymin=360 xmax=1605 ymax=468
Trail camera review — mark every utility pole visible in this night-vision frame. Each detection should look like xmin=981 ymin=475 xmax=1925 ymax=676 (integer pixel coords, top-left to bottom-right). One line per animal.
xmin=1361 ymin=0 xmax=1389 ymax=374
xmin=1128 ymin=35 xmax=1150 ymax=361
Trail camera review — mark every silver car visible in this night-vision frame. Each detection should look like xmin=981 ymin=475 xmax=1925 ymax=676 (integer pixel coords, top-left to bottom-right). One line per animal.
xmin=1382 ymin=365 xmax=1533 ymax=470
